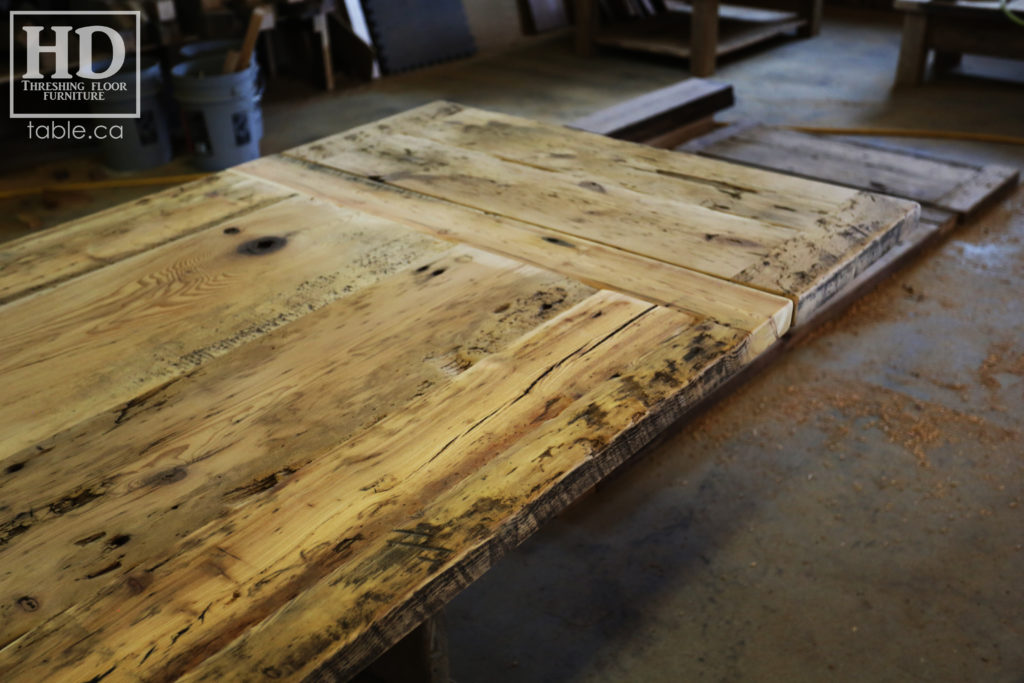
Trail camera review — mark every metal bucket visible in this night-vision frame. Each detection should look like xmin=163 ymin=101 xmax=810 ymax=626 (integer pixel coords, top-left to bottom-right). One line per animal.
xmin=90 ymin=57 xmax=172 ymax=171
xmin=171 ymin=56 xmax=263 ymax=170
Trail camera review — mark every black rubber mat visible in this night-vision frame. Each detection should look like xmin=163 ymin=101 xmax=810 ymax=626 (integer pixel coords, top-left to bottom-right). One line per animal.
xmin=361 ymin=0 xmax=477 ymax=74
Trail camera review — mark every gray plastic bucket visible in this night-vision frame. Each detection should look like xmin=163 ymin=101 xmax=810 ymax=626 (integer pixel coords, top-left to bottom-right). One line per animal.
xmin=176 ymin=41 xmax=263 ymax=139
xmin=178 ymin=40 xmax=239 ymax=60
xmin=172 ymin=56 xmax=263 ymax=170
xmin=90 ymin=57 xmax=172 ymax=171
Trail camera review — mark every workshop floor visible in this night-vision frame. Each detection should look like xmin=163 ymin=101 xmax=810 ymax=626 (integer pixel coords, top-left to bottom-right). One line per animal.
xmin=3 ymin=8 xmax=1022 ymax=682
xmin=432 ymin=14 xmax=1024 ymax=683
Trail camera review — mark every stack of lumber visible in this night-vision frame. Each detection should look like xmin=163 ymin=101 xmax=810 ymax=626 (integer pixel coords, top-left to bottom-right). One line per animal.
xmin=0 ymin=103 xmax=914 ymax=681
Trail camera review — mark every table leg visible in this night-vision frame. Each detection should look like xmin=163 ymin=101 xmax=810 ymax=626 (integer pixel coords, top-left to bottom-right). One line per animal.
xmin=361 ymin=612 xmax=450 ymax=683
xmin=933 ymin=50 xmax=962 ymax=72
xmin=313 ymin=11 xmax=335 ymax=91
xmin=895 ymin=12 xmax=929 ymax=86
xmin=690 ymin=0 xmax=719 ymax=77
xmin=575 ymin=0 xmax=597 ymax=57
xmin=797 ymin=0 xmax=823 ymax=37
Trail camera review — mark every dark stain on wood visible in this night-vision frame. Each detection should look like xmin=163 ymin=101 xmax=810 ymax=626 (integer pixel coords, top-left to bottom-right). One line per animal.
xmin=85 ymin=561 xmax=122 ymax=579
xmin=146 ymin=466 xmax=188 ymax=487
xmin=569 ymin=402 xmax=609 ymax=428
xmin=74 ymin=531 xmax=106 ymax=546
xmin=238 ymin=236 xmax=288 ymax=256
xmin=542 ymin=235 xmax=575 ymax=248
xmin=50 ymin=486 xmax=105 ymax=515
xmin=0 ymin=510 xmax=34 ymax=545
xmin=224 ymin=468 xmax=296 ymax=501
xmin=17 ymin=595 xmax=39 ymax=612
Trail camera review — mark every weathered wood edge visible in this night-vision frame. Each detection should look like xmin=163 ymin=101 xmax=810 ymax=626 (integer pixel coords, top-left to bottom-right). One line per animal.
xmin=680 ymin=123 xmax=1021 ymax=220
xmin=937 ymin=164 xmax=1020 ymax=220
xmin=566 ymin=78 xmax=735 ymax=142
xmin=303 ymin=324 xmax=757 ymax=683
xmin=565 ymin=204 xmax=971 ymax=518
xmin=787 ymin=200 xmax=915 ymax=326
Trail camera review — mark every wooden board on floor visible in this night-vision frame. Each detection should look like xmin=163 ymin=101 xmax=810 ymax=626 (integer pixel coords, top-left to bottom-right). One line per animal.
xmin=0 ymin=158 xmax=791 ymax=681
xmin=593 ymin=9 xmax=806 ymax=59
xmin=681 ymin=124 xmax=1019 ymax=220
xmin=279 ymin=101 xmax=917 ymax=326
xmin=567 ymin=78 xmax=734 ymax=143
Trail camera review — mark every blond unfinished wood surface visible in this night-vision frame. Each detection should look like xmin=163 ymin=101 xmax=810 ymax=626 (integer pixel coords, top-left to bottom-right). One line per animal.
xmin=0 ymin=173 xmax=294 ymax=306
xmin=283 ymin=101 xmax=917 ymax=324
xmin=0 ymin=123 xmax=792 ymax=681
xmin=233 ymin=157 xmax=792 ymax=352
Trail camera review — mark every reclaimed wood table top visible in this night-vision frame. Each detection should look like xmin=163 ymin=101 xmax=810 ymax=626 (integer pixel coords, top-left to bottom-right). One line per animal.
xmin=0 ymin=103 xmax=915 ymax=682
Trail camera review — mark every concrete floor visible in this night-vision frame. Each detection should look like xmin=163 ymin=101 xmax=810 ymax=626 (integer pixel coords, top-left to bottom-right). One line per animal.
xmin=429 ymin=13 xmax=1024 ymax=683
xmin=3 ymin=8 xmax=1023 ymax=681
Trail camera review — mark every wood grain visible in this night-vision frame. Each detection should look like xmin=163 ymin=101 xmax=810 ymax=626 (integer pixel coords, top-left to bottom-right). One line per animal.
xmin=0 ymin=173 xmax=293 ymax=306
xmin=0 ymin=195 xmax=447 ymax=462
xmin=0 ymin=102 xmax=904 ymax=682
xmin=682 ymin=124 xmax=1018 ymax=220
xmin=283 ymin=102 xmax=916 ymax=324
xmin=567 ymin=78 xmax=734 ymax=142
xmin=234 ymin=157 xmax=792 ymax=351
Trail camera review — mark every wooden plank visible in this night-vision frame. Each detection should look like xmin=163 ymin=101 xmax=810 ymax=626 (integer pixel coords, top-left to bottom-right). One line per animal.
xmin=0 ymin=244 xmax=594 ymax=660
xmin=683 ymin=124 xmax=1019 ymax=219
xmin=0 ymin=270 xmax=765 ymax=682
xmin=0 ymin=195 xmax=449 ymax=462
xmin=0 ymin=173 xmax=294 ymax=306
xmin=235 ymin=156 xmax=792 ymax=351
xmin=567 ymin=78 xmax=734 ymax=142
xmin=938 ymin=164 xmax=1020 ymax=219
xmin=192 ymin=304 xmax=750 ymax=682
xmin=368 ymin=103 xmax=851 ymax=227
xmin=283 ymin=102 xmax=916 ymax=325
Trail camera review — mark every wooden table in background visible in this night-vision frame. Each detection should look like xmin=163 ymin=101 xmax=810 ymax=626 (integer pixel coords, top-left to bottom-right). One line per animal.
xmin=894 ymin=0 xmax=1024 ymax=85
xmin=574 ymin=0 xmax=822 ymax=76
xmin=0 ymin=103 xmax=914 ymax=681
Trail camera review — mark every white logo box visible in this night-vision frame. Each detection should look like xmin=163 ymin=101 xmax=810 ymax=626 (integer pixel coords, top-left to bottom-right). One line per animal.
xmin=9 ymin=10 xmax=141 ymax=119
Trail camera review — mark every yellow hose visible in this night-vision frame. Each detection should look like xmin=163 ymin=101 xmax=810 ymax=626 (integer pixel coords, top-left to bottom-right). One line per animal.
xmin=787 ymin=125 xmax=1024 ymax=146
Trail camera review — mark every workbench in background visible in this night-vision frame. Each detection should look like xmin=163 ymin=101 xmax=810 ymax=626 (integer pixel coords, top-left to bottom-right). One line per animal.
xmin=894 ymin=0 xmax=1024 ymax=86
xmin=574 ymin=0 xmax=822 ymax=76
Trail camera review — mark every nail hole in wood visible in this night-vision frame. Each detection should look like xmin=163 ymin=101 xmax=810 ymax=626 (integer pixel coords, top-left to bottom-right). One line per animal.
xmin=6 ymin=462 xmax=24 ymax=473
xmin=17 ymin=596 xmax=38 ymax=612
xmin=108 ymin=534 xmax=131 ymax=548
xmin=431 ymin=268 xmax=446 ymax=277
xmin=223 ymin=226 xmax=240 ymax=235
xmin=238 ymin=236 xmax=287 ymax=255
